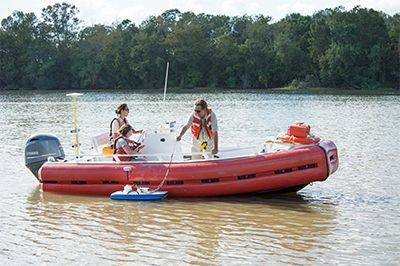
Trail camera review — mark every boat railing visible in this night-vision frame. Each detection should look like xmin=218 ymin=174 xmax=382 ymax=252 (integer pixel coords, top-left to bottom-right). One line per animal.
xmin=74 ymin=152 xmax=180 ymax=163
xmin=73 ymin=145 xmax=259 ymax=163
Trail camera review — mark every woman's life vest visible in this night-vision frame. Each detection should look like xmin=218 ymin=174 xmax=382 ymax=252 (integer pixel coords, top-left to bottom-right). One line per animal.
xmin=191 ymin=108 xmax=214 ymax=139
xmin=109 ymin=117 xmax=127 ymax=145
xmin=113 ymin=135 xmax=139 ymax=161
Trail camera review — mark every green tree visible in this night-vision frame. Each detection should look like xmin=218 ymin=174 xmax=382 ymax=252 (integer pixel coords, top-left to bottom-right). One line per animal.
xmin=273 ymin=13 xmax=312 ymax=86
xmin=213 ymin=35 xmax=240 ymax=88
xmin=40 ymin=2 xmax=81 ymax=89
xmin=101 ymin=20 xmax=139 ymax=89
xmin=72 ymin=24 xmax=111 ymax=88
xmin=385 ymin=13 xmax=400 ymax=89
xmin=0 ymin=11 xmax=39 ymax=89
xmin=165 ymin=12 xmax=213 ymax=88
xmin=311 ymin=7 xmax=392 ymax=89
xmin=0 ymin=4 xmax=398 ymax=90
xmin=130 ymin=10 xmax=179 ymax=88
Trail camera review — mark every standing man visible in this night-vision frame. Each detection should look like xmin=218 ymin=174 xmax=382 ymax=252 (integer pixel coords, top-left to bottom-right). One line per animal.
xmin=176 ymin=99 xmax=218 ymax=158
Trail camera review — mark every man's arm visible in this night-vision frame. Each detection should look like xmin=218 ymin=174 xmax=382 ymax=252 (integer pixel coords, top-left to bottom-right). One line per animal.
xmin=176 ymin=114 xmax=193 ymax=141
xmin=212 ymin=131 xmax=218 ymax=154
xmin=211 ymin=111 xmax=219 ymax=154
xmin=176 ymin=125 xmax=189 ymax=141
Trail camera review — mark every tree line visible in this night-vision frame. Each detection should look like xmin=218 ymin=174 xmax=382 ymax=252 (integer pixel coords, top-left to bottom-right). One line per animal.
xmin=0 ymin=3 xmax=399 ymax=91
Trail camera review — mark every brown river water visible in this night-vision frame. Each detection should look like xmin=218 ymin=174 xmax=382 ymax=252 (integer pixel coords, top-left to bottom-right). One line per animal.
xmin=0 ymin=90 xmax=399 ymax=265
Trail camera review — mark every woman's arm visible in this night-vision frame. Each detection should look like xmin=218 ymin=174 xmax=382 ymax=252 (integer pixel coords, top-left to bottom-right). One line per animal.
xmin=132 ymin=129 xmax=143 ymax=134
xmin=122 ymin=142 xmax=144 ymax=154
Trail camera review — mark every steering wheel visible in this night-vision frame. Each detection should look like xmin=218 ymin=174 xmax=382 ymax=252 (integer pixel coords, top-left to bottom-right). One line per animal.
xmin=137 ymin=130 xmax=146 ymax=144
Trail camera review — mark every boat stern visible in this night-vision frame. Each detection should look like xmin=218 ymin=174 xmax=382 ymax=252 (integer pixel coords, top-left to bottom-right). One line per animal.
xmin=24 ymin=134 xmax=65 ymax=180
xmin=319 ymin=140 xmax=339 ymax=176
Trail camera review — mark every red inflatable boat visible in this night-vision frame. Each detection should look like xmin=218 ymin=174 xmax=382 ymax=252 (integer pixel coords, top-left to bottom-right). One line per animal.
xmin=25 ymin=123 xmax=339 ymax=197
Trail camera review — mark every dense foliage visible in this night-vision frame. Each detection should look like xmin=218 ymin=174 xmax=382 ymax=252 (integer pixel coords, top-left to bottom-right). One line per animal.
xmin=0 ymin=3 xmax=399 ymax=90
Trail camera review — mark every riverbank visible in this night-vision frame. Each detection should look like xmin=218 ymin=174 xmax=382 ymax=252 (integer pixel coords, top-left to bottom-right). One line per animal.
xmin=268 ymin=86 xmax=400 ymax=95
xmin=1 ymin=86 xmax=399 ymax=95
xmin=150 ymin=86 xmax=400 ymax=95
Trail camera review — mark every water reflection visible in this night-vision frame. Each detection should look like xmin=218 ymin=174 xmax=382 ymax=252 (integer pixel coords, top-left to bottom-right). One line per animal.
xmin=26 ymin=188 xmax=337 ymax=264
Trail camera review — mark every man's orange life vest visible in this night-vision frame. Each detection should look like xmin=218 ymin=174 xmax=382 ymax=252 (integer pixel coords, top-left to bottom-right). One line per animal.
xmin=191 ymin=108 xmax=213 ymax=139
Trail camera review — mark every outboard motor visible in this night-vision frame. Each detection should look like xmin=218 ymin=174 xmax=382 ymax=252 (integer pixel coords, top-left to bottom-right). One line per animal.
xmin=25 ymin=134 xmax=65 ymax=179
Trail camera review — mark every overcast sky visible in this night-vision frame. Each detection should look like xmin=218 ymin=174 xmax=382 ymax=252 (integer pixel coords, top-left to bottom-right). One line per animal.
xmin=1 ymin=0 xmax=399 ymax=26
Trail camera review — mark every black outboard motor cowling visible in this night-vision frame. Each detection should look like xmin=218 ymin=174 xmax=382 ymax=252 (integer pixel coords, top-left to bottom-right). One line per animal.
xmin=25 ymin=134 xmax=65 ymax=179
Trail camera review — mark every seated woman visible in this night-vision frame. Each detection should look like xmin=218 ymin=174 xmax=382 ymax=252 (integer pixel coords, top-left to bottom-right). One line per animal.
xmin=113 ymin=124 xmax=144 ymax=161
xmin=110 ymin=103 xmax=143 ymax=147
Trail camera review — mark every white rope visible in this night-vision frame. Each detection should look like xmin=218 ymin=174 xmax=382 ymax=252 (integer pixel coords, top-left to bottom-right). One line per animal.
xmin=151 ymin=140 xmax=177 ymax=192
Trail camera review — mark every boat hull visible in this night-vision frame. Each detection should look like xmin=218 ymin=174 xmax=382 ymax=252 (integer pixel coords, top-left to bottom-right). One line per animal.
xmin=38 ymin=141 xmax=338 ymax=197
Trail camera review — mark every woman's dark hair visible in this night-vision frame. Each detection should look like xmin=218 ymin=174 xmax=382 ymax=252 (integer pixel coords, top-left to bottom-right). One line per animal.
xmin=115 ymin=103 xmax=128 ymax=114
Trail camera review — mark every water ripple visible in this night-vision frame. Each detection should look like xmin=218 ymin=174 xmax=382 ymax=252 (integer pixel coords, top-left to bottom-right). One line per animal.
xmin=1 ymin=91 xmax=400 ymax=264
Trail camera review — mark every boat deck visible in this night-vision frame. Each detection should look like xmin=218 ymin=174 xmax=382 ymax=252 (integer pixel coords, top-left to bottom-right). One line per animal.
xmin=74 ymin=140 xmax=300 ymax=164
